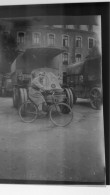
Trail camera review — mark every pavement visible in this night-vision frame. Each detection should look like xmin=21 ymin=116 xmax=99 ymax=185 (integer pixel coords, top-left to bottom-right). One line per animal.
xmin=0 ymin=97 xmax=105 ymax=184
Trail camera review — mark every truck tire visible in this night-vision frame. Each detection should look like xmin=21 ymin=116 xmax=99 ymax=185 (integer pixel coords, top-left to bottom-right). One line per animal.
xmin=18 ymin=88 xmax=25 ymax=108
xmin=13 ymin=88 xmax=19 ymax=108
xmin=90 ymin=87 xmax=102 ymax=110
xmin=70 ymin=87 xmax=77 ymax=104
xmin=23 ymin=88 xmax=28 ymax=102
xmin=64 ymin=88 xmax=71 ymax=107
xmin=68 ymin=88 xmax=73 ymax=108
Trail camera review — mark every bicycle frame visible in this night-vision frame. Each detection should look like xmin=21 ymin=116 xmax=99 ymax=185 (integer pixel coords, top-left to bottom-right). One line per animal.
xmin=28 ymin=90 xmax=59 ymax=112
xmin=19 ymin=89 xmax=73 ymax=126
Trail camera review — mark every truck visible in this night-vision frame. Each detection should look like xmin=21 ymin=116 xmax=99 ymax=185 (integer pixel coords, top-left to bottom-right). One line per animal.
xmin=63 ymin=55 xmax=102 ymax=109
xmin=11 ymin=47 xmax=74 ymax=109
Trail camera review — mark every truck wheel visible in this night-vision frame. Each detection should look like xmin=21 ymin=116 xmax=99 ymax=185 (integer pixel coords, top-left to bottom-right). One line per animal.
xmin=68 ymin=88 xmax=73 ymax=108
xmin=18 ymin=88 xmax=25 ymax=108
xmin=23 ymin=88 xmax=28 ymax=102
xmin=64 ymin=88 xmax=71 ymax=107
xmin=90 ymin=87 xmax=102 ymax=110
xmin=13 ymin=88 xmax=19 ymax=108
xmin=70 ymin=87 xmax=77 ymax=104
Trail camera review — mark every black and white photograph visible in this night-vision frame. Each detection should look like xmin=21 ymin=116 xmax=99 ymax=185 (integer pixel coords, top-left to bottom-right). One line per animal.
xmin=0 ymin=3 xmax=107 ymax=186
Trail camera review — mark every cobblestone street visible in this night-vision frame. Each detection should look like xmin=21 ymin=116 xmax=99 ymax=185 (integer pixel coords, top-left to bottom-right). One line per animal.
xmin=0 ymin=97 xmax=105 ymax=184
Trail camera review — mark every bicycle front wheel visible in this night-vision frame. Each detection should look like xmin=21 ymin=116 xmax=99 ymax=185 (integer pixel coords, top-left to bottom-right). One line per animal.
xmin=50 ymin=103 xmax=73 ymax=127
xmin=19 ymin=101 xmax=38 ymax=123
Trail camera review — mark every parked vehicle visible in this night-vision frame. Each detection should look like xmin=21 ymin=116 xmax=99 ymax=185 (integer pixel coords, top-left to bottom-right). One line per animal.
xmin=0 ymin=73 xmax=12 ymax=97
xmin=63 ymin=55 xmax=102 ymax=109
xmin=10 ymin=47 xmax=74 ymax=109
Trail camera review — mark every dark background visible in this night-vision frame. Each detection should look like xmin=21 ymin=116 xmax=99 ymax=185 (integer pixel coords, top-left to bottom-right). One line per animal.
xmin=0 ymin=2 xmax=109 ymax=184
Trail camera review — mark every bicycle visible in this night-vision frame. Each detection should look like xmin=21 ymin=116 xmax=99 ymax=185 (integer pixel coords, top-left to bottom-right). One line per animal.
xmin=19 ymin=89 xmax=73 ymax=127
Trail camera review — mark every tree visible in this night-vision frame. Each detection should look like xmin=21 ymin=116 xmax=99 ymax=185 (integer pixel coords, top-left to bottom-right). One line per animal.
xmin=0 ymin=32 xmax=18 ymax=74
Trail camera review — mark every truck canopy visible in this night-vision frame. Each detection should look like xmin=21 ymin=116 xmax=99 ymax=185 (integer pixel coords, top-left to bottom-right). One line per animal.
xmin=66 ymin=61 xmax=85 ymax=75
xmin=84 ymin=56 xmax=101 ymax=81
xmin=11 ymin=47 xmax=65 ymax=74
xmin=66 ymin=56 xmax=101 ymax=81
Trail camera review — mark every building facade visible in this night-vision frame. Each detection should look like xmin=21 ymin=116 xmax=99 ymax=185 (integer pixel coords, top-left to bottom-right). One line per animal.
xmin=0 ymin=19 xmax=100 ymax=81
xmin=14 ymin=24 xmax=99 ymax=62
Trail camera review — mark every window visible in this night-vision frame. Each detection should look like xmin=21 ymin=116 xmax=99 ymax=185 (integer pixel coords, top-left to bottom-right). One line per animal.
xmin=75 ymin=53 xmax=82 ymax=62
xmin=66 ymin=25 xmax=75 ymax=29
xmin=76 ymin=36 xmax=82 ymax=48
xmin=62 ymin=35 xmax=69 ymax=47
xmin=88 ymin=38 xmax=94 ymax=49
xmin=48 ymin=34 xmax=55 ymax=46
xmin=75 ymin=25 xmax=80 ymax=29
xmin=62 ymin=53 xmax=69 ymax=65
xmin=33 ymin=32 xmax=41 ymax=45
xmin=88 ymin=25 xmax=93 ymax=31
xmin=17 ymin=32 xmax=25 ymax=43
xmin=53 ymin=25 xmax=63 ymax=28
xmin=80 ymin=25 xmax=88 ymax=31
xmin=3 ymin=31 xmax=10 ymax=36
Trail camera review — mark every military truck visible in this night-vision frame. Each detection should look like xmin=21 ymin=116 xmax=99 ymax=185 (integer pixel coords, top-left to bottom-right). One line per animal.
xmin=11 ymin=47 xmax=74 ymax=109
xmin=64 ymin=55 xmax=102 ymax=109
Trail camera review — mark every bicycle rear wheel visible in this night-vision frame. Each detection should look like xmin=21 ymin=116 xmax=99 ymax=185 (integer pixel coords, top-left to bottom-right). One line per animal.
xmin=19 ymin=101 xmax=38 ymax=123
xmin=50 ymin=103 xmax=73 ymax=127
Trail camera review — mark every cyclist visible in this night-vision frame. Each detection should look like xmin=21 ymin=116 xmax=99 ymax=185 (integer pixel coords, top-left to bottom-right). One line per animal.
xmin=29 ymin=71 xmax=47 ymax=114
